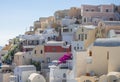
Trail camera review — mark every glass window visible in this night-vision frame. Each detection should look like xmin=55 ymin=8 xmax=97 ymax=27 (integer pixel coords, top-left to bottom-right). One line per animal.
xmin=85 ymin=34 xmax=87 ymax=39
xmin=82 ymin=28 xmax=84 ymax=32
xmin=40 ymin=50 xmax=43 ymax=54
xmin=63 ymin=73 xmax=66 ymax=78
xmin=91 ymin=9 xmax=94 ymax=12
xmin=107 ymin=51 xmax=109 ymax=60
xmin=106 ymin=9 xmax=109 ymax=12
xmin=79 ymin=34 xmax=81 ymax=40
xmin=81 ymin=34 xmax=84 ymax=41
xmin=86 ymin=9 xmax=88 ymax=11
xmin=34 ymin=50 xmax=36 ymax=54
xmin=47 ymin=57 xmax=50 ymax=63
xmin=63 ymin=29 xmax=69 ymax=32
xmin=74 ymin=47 xmax=76 ymax=50
xmin=84 ymin=18 xmax=86 ymax=22
xmin=89 ymin=51 xmax=92 ymax=56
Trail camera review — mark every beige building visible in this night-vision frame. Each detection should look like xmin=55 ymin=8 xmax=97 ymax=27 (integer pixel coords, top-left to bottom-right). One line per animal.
xmin=0 ymin=73 xmax=11 ymax=82
xmin=14 ymin=52 xmax=26 ymax=66
xmin=32 ymin=45 xmax=45 ymax=62
xmin=39 ymin=16 xmax=55 ymax=29
xmin=14 ymin=52 xmax=32 ymax=66
xmin=81 ymin=4 xmax=116 ymax=24
xmin=25 ymin=26 xmax=35 ymax=35
xmin=68 ymin=7 xmax=81 ymax=18
xmin=0 ymin=65 xmax=12 ymax=82
xmin=66 ymin=38 xmax=120 ymax=82
xmin=87 ymin=38 xmax=120 ymax=77
xmin=54 ymin=9 xmax=69 ymax=20
xmin=75 ymin=25 xmax=96 ymax=48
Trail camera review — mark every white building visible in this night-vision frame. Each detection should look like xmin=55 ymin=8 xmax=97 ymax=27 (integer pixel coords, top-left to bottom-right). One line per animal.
xmin=61 ymin=24 xmax=79 ymax=44
xmin=61 ymin=18 xmax=76 ymax=27
xmin=14 ymin=65 xmax=36 ymax=82
xmin=19 ymin=35 xmax=45 ymax=52
xmin=71 ymin=41 xmax=85 ymax=53
xmin=42 ymin=28 xmax=59 ymax=42
xmin=49 ymin=60 xmax=72 ymax=82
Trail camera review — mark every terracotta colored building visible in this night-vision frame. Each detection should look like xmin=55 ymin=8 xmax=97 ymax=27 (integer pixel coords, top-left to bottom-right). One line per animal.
xmin=44 ymin=41 xmax=71 ymax=63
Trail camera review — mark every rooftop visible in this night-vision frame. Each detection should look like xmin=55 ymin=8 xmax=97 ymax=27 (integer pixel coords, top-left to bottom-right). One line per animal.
xmin=94 ymin=38 xmax=120 ymax=47
xmin=83 ymin=25 xmax=96 ymax=29
xmin=46 ymin=41 xmax=66 ymax=46
xmin=19 ymin=35 xmax=44 ymax=40
xmin=103 ymin=21 xmax=120 ymax=26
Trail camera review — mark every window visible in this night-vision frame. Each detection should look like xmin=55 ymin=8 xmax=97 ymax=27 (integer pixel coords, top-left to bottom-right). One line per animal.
xmin=47 ymin=57 xmax=50 ymax=63
xmin=82 ymin=28 xmax=84 ymax=32
xmin=80 ymin=47 xmax=83 ymax=50
xmin=106 ymin=9 xmax=109 ymax=12
xmin=63 ymin=73 xmax=66 ymax=78
xmin=48 ymin=37 xmax=51 ymax=41
xmin=63 ymin=29 xmax=69 ymax=32
xmin=34 ymin=50 xmax=36 ymax=54
xmin=86 ymin=9 xmax=88 ymax=11
xmin=89 ymin=51 xmax=92 ymax=56
xmin=74 ymin=47 xmax=76 ymax=50
xmin=79 ymin=34 xmax=81 ymax=40
xmin=36 ymin=40 xmax=39 ymax=45
xmin=81 ymin=34 xmax=84 ymax=41
xmin=107 ymin=51 xmax=109 ymax=60
xmin=77 ymin=47 xmax=79 ymax=50
xmin=113 ymin=80 xmax=117 ymax=82
xmin=85 ymin=34 xmax=87 ymax=39
xmin=40 ymin=50 xmax=43 ymax=54
xmin=91 ymin=9 xmax=94 ymax=12
xmin=84 ymin=18 xmax=86 ymax=22
xmin=19 ymin=76 xmax=21 ymax=80
xmin=71 ymin=29 xmax=72 ymax=32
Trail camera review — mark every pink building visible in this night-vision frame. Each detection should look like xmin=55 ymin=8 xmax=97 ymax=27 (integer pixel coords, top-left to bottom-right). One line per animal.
xmin=81 ymin=4 xmax=117 ymax=25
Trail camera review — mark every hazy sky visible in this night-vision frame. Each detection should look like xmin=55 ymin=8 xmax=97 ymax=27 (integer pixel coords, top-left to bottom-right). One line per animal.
xmin=0 ymin=0 xmax=119 ymax=46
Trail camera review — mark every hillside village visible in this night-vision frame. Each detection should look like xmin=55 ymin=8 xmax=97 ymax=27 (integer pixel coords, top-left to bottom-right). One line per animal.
xmin=0 ymin=4 xmax=120 ymax=82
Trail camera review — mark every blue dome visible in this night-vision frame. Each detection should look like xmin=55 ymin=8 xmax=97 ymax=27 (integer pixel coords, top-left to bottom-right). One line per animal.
xmin=94 ymin=38 xmax=120 ymax=47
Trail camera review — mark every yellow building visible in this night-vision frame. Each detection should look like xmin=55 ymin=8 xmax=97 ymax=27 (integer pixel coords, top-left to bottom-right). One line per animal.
xmin=14 ymin=52 xmax=26 ymax=66
xmin=32 ymin=45 xmax=45 ymax=62
xmin=68 ymin=7 xmax=81 ymax=18
xmin=75 ymin=25 xmax=96 ymax=48
xmin=87 ymin=38 xmax=120 ymax=76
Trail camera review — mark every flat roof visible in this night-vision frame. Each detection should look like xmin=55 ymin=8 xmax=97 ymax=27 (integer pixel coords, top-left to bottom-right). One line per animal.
xmin=103 ymin=21 xmax=120 ymax=26
xmin=83 ymin=25 xmax=96 ymax=29
xmin=94 ymin=38 xmax=120 ymax=47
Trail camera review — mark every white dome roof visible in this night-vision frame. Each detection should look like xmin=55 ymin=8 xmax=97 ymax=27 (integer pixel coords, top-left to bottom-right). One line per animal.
xmin=28 ymin=73 xmax=46 ymax=82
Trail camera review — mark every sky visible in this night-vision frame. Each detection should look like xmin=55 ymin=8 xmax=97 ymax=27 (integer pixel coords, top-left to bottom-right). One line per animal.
xmin=0 ymin=0 xmax=119 ymax=46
